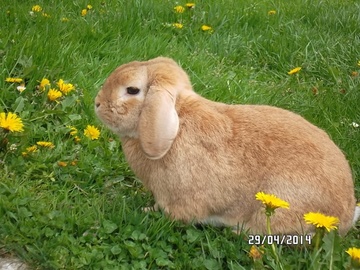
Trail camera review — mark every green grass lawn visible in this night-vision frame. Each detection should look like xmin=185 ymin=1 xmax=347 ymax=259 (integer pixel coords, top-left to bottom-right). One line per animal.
xmin=1 ymin=0 xmax=359 ymax=269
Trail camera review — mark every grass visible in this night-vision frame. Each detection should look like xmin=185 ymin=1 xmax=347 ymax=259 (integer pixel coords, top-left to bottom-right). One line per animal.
xmin=0 ymin=0 xmax=359 ymax=269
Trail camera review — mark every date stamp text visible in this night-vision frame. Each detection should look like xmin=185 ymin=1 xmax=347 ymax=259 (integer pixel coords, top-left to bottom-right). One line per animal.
xmin=248 ymin=234 xmax=312 ymax=245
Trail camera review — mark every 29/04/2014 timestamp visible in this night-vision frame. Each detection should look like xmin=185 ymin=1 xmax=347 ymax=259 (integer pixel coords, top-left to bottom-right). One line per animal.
xmin=248 ymin=234 xmax=312 ymax=245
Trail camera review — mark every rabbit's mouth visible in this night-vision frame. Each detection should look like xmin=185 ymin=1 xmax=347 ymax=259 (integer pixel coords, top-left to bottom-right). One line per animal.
xmin=97 ymin=105 xmax=140 ymax=139
xmin=113 ymin=105 xmax=128 ymax=115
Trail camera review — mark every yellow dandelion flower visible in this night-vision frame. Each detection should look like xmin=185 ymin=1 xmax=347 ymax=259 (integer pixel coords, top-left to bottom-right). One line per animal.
xmin=26 ymin=145 xmax=38 ymax=153
xmin=346 ymin=247 xmax=360 ymax=263
xmin=39 ymin=78 xmax=50 ymax=90
xmin=67 ymin=126 xmax=78 ymax=136
xmin=31 ymin=5 xmax=42 ymax=12
xmin=70 ymin=160 xmax=78 ymax=166
xmin=174 ymin=5 xmax=185 ymax=13
xmin=58 ymin=161 xmax=68 ymax=167
xmin=357 ymin=202 xmax=360 ymax=206
xmin=186 ymin=3 xmax=195 ymax=8
xmin=303 ymin=212 xmax=339 ymax=232
xmin=81 ymin=9 xmax=87 ymax=16
xmin=287 ymin=67 xmax=302 ymax=75
xmin=47 ymin=89 xmax=63 ymax=101
xmin=268 ymin=10 xmax=276 ymax=15
xmin=61 ymin=17 xmax=69 ymax=22
xmin=255 ymin=192 xmax=290 ymax=210
xmin=0 ymin=112 xmax=24 ymax=132
xmin=36 ymin=141 xmax=55 ymax=148
xmin=57 ymin=79 xmax=75 ymax=95
xmin=346 ymin=247 xmax=360 ymax=259
xmin=172 ymin=23 xmax=184 ymax=29
xmin=201 ymin=25 xmax=213 ymax=32
xmin=84 ymin=125 xmax=100 ymax=140
xmin=249 ymin=245 xmax=264 ymax=260
xmin=5 ymin=77 xmax=23 ymax=83
xmin=87 ymin=4 xmax=93 ymax=10
xmin=66 ymin=126 xmax=81 ymax=143
xmin=74 ymin=136 xmax=81 ymax=143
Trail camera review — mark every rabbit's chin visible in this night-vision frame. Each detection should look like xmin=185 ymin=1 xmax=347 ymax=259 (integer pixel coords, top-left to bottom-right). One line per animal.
xmin=97 ymin=114 xmax=139 ymax=138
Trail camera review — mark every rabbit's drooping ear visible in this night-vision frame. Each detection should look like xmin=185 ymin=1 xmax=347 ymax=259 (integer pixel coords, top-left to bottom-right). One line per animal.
xmin=138 ymin=82 xmax=179 ymax=160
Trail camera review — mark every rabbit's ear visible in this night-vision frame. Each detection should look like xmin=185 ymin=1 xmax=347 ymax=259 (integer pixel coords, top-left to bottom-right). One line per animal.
xmin=138 ymin=84 xmax=179 ymax=160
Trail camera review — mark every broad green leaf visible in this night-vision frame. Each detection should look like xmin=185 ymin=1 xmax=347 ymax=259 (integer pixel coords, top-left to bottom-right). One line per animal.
xmin=103 ymin=219 xmax=118 ymax=234
xmin=13 ymin=96 xmax=26 ymax=113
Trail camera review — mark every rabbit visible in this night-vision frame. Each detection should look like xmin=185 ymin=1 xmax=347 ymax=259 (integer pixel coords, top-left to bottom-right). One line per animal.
xmin=95 ymin=56 xmax=359 ymax=236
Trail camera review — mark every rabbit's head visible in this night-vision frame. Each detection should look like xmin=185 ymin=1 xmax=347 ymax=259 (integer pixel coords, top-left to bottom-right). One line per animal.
xmin=95 ymin=57 xmax=193 ymax=159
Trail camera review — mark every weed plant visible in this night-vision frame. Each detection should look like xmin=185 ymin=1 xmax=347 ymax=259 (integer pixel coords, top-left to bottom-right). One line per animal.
xmin=0 ymin=0 xmax=359 ymax=269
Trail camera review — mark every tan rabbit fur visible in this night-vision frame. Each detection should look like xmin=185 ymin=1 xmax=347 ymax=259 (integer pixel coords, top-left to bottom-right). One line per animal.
xmin=95 ymin=57 xmax=358 ymax=235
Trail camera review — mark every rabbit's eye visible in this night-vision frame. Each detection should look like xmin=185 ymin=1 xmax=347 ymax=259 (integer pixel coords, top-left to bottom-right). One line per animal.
xmin=126 ymin=87 xmax=140 ymax=95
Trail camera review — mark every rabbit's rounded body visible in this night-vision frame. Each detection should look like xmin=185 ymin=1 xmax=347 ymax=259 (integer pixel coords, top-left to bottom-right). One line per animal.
xmin=121 ymin=94 xmax=355 ymax=235
xmin=95 ymin=57 xmax=357 ymax=235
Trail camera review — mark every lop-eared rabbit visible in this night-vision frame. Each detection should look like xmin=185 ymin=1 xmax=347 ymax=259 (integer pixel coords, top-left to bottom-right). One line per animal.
xmin=95 ymin=57 xmax=359 ymax=235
